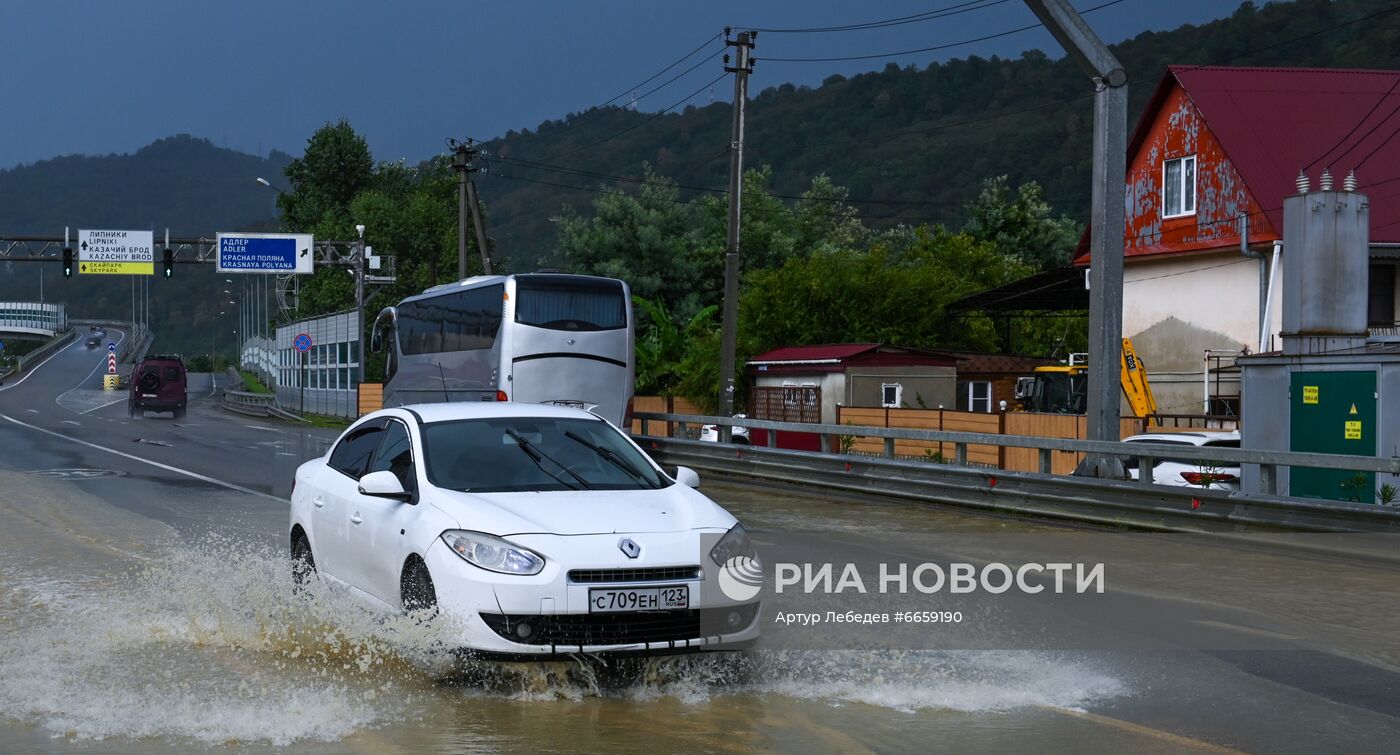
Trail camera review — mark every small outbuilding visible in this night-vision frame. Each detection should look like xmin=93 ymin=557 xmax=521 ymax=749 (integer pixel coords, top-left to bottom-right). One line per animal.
xmin=746 ymin=344 xmax=959 ymax=424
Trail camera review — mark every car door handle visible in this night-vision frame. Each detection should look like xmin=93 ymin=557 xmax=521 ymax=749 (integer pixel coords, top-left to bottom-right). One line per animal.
xmin=313 ymin=496 xmax=325 ymax=508
xmin=350 ymin=512 xmax=363 ymax=525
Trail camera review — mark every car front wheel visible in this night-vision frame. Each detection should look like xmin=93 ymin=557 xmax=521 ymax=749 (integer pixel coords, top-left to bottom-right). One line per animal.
xmin=291 ymin=534 xmax=317 ymax=589
xmin=401 ymin=558 xmax=438 ymax=614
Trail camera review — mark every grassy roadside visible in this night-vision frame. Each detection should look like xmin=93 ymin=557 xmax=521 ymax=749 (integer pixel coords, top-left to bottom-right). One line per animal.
xmin=239 ymin=371 xmax=272 ymax=394
xmin=299 ymin=413 xmax=352 ymax=431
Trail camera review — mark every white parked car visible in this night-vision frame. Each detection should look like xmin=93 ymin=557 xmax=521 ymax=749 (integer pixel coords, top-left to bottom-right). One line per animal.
xmin=699 ymin=414 xmax=751 ymax=444
xmin=1121 ymin=431 xmax=1242 ymax=491
xmin=289 ymin=403 xmax=761 ymax=658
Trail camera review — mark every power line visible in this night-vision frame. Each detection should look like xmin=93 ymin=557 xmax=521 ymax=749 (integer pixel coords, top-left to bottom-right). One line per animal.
xmin=595 ymin=32 xmax=724 ymax=110
xmin=1304 ymin=76 xmax=1400 ymax=171
xmin=544 ymin=72 xmax=729 ymax=159
xmin=746 ymin=0 xmax=1011 ymax=34
xmin=800 ymin=93 xmax=1093 ymax=148
xmin=761 ymin=0 xmax=1127 ymax=63
xmin=486 ymin=170 xmax=973 ymax=226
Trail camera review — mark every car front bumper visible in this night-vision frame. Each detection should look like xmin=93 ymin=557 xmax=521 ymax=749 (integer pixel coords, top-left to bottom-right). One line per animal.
xmin=423 ymin=531 xmax=762 ymax=656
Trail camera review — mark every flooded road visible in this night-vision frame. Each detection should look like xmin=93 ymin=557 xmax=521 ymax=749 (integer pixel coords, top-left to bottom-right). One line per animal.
xmin=0 ymin=472 xmax=1135 ymax=753
xmin=3 ymin=336 xmax=1400 ymax=752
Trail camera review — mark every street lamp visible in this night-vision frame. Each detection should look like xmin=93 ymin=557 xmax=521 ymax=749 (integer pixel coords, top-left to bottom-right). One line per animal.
xmin=255 ymin=177 xmax=285 ymax=195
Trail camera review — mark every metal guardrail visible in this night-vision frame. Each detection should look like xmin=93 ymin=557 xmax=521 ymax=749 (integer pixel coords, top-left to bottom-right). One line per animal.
xmin=635 ymin=412 xmax=1400 ymax=497
xmin=13 ymin=329 xmax=76 ymax=375
xmin=640 ymin=436 xmax=1400 ymax=535
xmin=221 ymin=389 xmax=277 ymax=417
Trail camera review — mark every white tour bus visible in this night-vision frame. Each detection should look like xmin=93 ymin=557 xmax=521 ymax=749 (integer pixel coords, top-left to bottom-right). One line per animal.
xmin=370 ymin=273 xmax=634 ymax=427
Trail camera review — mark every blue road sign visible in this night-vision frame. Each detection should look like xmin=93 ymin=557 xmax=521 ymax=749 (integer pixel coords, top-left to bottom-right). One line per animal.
xmin=216 ymin=233 xmax=315 ymax=274
xmin=293 ymin=333 xmax=313 ymax=353
xmin=107 ymin=342 xmax=116 ymax=352
xmin=0 ymin=341 xmax=6 ymax=351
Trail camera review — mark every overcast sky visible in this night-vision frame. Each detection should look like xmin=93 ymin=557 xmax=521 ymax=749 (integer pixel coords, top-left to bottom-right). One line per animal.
xmin=0 ymin=0 xmax=1248 ymax=169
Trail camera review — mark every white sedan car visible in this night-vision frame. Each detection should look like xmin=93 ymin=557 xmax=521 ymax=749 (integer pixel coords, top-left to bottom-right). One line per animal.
xmin=290 ymin=402 xmax=761 ymax=658
xmin=1121 ymin=431 xmax=1242 ymax=491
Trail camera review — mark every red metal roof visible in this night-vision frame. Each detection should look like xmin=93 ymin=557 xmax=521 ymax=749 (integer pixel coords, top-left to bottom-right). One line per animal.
xmin=747 ymin=344 xmax=959 ymax=373
xmin=1076 ymin=65 xmax=1400 ymax=263
xmin=1168 ymin=66 xmax=1400 ymax=244
xmin=749 ymin=343 xmax=880 ymax=363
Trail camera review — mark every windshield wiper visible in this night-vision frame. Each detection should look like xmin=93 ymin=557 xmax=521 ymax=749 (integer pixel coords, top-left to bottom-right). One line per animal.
xmin=564 ymin=430 xmax=660 ymax=489
xmin=504 ymin=428 xmax=592 ymax=490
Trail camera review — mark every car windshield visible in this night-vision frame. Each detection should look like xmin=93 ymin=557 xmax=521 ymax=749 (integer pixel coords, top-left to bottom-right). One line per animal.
xmin=422 ymin=416 xmax=670 ymax=493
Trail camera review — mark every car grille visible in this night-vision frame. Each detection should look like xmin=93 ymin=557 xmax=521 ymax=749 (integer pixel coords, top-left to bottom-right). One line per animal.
xmin=568 ymin=566 xmax=702 ymax=584
xmin=480 ymin=604 xmax=759 ymax=647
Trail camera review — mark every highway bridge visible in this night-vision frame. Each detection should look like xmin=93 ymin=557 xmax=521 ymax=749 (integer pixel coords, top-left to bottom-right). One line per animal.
xmin=0 ymin=301 xmax=65 ymax=339
xmin=1 ymin=334 xmax=1399 ymax=752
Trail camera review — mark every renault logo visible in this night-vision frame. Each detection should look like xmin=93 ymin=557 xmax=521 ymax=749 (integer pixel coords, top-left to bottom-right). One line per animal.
xmin=618 ymin=538 xmax=641 ymax=559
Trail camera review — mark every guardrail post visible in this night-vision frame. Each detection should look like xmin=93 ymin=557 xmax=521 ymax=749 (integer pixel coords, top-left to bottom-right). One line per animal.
xmin=766 ymin=429 xmax=776 ymax=447
xmin=677 ymin=421 xmax=688 ymax=439
xmin=1137 ymin=455 xmax=1155 ymax=486
xmin=641 ymin=417 xmax=650 ymax=436
xmin=1039 ymin=448 xmax=1052 ymax=474
xmin=884 ymin=437 xmax=895 ymax=458
xmin=955 ymin=442 xmax=967 ymax=466
xmin=1259 ymin=464 xmax=1277 ymax=495
xmin=820 ymin=434 xmax=830 ymax=453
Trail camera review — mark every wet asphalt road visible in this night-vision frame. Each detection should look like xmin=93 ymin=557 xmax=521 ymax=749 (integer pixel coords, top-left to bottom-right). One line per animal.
xmin=3 ymin=331 xmax=1400 ymax=752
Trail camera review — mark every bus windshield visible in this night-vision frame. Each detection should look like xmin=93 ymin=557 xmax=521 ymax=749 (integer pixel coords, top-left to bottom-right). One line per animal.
xmin=515 ymin=276 xmax=626 ymax=331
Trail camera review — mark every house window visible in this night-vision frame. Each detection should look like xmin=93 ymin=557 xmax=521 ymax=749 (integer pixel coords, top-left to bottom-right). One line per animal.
xmin=881 ymin=383 xmax=902 ymax=408
xmin=1163 ymin=155 xmax=1196 ymax=218
xmin=958 ymin=381 xmax=993 ymax=413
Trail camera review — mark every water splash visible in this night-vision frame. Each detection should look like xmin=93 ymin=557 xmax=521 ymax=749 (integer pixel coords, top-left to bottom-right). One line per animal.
xmin=0 ymin=539 xmax=1127 ymax=746
xmin=0 ymin=537 xmax=459 ymax=745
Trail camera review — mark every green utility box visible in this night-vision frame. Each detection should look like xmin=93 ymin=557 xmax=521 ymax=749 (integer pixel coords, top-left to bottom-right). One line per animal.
xmin=1290 ymin=371 xmax=1377 ymax=501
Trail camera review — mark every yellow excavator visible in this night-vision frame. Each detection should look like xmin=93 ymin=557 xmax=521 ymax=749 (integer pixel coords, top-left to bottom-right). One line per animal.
xmin=1014 ymin=338 xmax=1157 ymax=417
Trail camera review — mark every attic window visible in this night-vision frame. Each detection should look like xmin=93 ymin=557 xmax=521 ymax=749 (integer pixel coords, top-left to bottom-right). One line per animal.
xmin=1163 ymin=155 xmax=1196 ymax=218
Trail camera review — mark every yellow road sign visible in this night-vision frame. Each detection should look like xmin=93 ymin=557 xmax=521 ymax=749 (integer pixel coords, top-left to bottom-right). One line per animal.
xmin=79 ymin=260 xmax=154 ymax=275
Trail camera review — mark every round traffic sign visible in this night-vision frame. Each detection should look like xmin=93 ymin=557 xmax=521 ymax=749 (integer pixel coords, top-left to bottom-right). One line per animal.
xmin=107 ymin=342 xmax=116 ymax=352
xmin=293 ymin=333 xmax=313 ymax=353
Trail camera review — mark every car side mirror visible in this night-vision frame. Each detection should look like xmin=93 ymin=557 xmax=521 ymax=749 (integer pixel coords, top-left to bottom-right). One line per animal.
xmin=674 ymin=465 xmax=701 ymax=489
xmin=358 ymin=470 xmax=411 ymax=501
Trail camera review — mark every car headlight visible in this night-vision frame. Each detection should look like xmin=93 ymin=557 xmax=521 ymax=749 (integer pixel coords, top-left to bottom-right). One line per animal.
xmin=441 ymin=530 xmax=545 ymax=575
xmin=709 ymin=523 xmax=757 ymax=567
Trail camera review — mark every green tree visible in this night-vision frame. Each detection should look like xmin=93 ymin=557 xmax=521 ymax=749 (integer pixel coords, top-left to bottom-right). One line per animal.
xmin=962 ymin=175 xmax=1081 ymax=270
xmin=633 ymin=295 xmax=718 ymax=397
xmin=555 ymin=167 xmax=703 ymax=317
xmin=740 ymin=226 xmax=1031 ymax=354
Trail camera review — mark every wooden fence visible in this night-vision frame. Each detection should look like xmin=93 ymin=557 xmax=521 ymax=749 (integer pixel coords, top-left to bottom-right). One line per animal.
xmin=630 ymin=395 xmax=703 ymax=435
xmin=834 ymin=406 xmax=1148 ymax=473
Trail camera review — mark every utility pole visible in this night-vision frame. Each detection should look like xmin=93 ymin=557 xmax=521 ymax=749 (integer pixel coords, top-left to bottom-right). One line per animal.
xmin=451 ymin=139 xmax=493 ymax=277
xmin=1022 ymin=0 xmax=1129 ymax=478
xmin=716 ymin=29 xmax=756 ymax=436
xmin=355 ymin=224 xmax=367 ymax=384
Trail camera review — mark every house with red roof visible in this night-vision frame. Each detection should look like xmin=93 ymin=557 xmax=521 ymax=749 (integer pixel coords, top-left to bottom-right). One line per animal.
xmin=1070 ymin=65 xmax=1400 ymax=415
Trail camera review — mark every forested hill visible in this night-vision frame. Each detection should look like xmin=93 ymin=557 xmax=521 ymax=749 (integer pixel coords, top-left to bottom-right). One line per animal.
xmin=0 ymin=136 xmax=291 ymax=360
xmin=0 ymin=135 xmax=291 ymax=236
xmin=474 ymin=0 xmax=1400 ymax=263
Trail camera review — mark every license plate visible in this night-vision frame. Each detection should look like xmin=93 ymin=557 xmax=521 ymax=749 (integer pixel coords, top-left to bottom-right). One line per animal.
xmin=589 ymin=585 xmax=688 ymax=613
xmin=551 ymin=400 xmax=586 ymax=409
